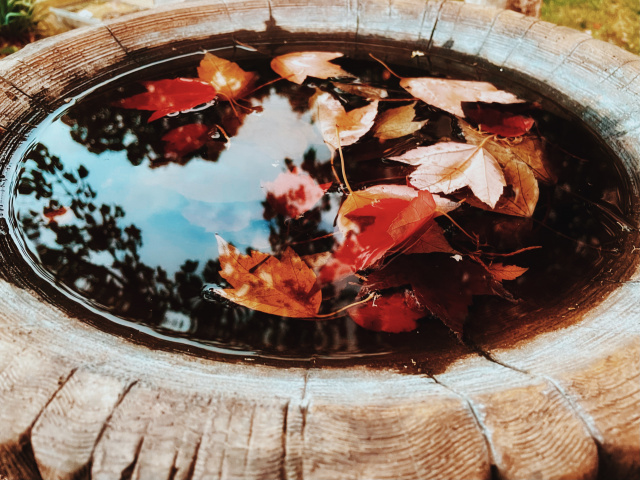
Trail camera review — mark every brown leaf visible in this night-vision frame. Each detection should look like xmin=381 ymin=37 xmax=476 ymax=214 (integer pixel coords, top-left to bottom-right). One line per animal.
xmin=400 ymin=77 xmax=523 ymax=117
xmin=332 ymin=82 xmax=388 ymax=100
xmin=211 ymin=236 xmax=321 ymax=318
xmin=373 ymin=102 xmax=427 ymax=140
xmin=271 ymin=51 xmax=355 ymax=84
xmin=487 ymin=263 xmax=528 ymax=281
xmin=197 ymin=52 xmax=257 ymax=101
xmin=389 ymin=142 xmax=506 ymax=208
xmin=461 ymin=122 xmax=555 ymax=183
xmin=311 ymin=91 xmax=378 ymax=153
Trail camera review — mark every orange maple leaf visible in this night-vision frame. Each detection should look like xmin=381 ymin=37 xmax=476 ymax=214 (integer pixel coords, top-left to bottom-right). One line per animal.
xmin=211 ymin=236 xmax=322 ymax=318
xmin=197 ymin=52 xmax=257 ymax=101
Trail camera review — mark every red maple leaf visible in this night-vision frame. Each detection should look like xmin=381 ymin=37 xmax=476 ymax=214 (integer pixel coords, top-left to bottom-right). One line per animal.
xmin=320 ymin=189 xmax=436 ymax=283
xmin=464 ymin=106 xmax=534 ymax=137
xmin=162 ymin=123 xmax=211 ymax=158
xmin=114 ymin=78 xmax=217 ymax=122
xmin=348 ymin=291 xmax=425 ymax=333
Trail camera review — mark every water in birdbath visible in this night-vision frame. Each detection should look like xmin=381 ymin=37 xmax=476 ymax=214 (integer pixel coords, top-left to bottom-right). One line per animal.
xmin=10 ymin=49 xmax=634 ymax=363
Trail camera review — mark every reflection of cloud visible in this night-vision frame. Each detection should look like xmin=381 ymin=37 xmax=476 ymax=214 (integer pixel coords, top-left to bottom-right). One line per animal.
xmin=181 ymin=200 xmax=272 ymax=250
xmin=135 ymin=94 xmax=327 ymax=205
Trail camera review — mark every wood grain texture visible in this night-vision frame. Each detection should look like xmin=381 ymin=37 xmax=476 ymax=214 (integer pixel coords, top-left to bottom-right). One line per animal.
xmin=0 ymin=1 xmax=637 ymax=478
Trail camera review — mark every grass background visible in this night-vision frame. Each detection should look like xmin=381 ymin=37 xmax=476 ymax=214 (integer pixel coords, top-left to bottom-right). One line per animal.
xmin=541 ymin=0 xmax=639 ymax=54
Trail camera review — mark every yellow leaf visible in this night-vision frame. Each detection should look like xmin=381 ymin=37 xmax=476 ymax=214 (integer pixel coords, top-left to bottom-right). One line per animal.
xmin=271 ymin=51 xmax=354 ymax=85
xmin=212 ymin=236 xmax=321 ymax=318
xmin=373 ymin=102 xmax=427 ymax=140
xmin=197 ymin=52 xmax=257 ymax=101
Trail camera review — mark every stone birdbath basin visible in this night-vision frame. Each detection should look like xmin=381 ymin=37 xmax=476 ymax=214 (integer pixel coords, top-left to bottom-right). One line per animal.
xmin=0 ymin=0 xmax=638 ymax=478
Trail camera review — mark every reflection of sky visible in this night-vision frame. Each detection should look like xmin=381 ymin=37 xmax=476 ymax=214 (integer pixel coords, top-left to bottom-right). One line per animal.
xmin=18 ymin=92 xmax=332 ymax=275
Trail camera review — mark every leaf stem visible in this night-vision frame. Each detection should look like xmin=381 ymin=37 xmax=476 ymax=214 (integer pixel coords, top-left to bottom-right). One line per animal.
xmin=369 ymin=53 xmax=403 ymax=79
xmin=335 ymin=125 xmax=354 ymax=195
xmin=314 ymin=292 xmax=377 ymax=319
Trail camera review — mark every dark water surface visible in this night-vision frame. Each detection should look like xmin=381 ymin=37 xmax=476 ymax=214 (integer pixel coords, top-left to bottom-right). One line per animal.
xmin=10 ymin=51 xmax=634 ymax=362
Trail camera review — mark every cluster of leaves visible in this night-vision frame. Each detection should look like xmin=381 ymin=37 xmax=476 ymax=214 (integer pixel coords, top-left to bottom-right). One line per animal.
xmin=114 ymin=50 xmax=557 ymax=337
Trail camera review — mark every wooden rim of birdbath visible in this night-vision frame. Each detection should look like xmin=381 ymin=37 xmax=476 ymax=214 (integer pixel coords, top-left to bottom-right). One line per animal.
xmin=0 ymin=1 xmax=638 ymax=478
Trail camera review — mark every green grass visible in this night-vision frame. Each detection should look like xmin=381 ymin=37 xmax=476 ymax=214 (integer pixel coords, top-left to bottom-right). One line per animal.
xmin=0 ymin=0 xmax=36 ymax=39
xmin=542 ymin=0 xmax=640 ymax=54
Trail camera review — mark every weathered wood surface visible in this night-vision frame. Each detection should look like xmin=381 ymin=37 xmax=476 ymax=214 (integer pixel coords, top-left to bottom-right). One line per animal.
xmin=0 ymin=1 xmax=638 ymax=478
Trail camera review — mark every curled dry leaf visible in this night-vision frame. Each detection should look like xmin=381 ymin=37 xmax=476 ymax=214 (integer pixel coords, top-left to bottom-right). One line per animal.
xmin=389 ymin=142 xmax=506 ymax=209
xmin=461 ymin=121 xmax=555 ymax=183
xmin=263 ymin=169 xmax=328 ymax=218
xmin=400 ymin=77 xmax=523 ymax=117
xmin=271 ymin=51 xmax=355 ymax=85
xmin=348 ymin=291 xmax=425 ymax=333
xmin=311 ymin=91 xmax=378 ymax=153
xmin=197 ymin=52 xmax=257 ymax=101
xmin=373 ymin=102 xmax=427 ymax=140
xmin=162 ymin=123 xmax=211 ymax=158
xmin=114 ymin=78 xmax=217 ymax=122
xmin=211 ymin=236 xmax=321 ymax=318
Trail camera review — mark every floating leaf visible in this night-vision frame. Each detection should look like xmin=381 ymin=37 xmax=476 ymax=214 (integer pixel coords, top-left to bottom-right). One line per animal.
xmin=162 ymin=123 xmax=211 ymax=158
xmin=332 ymin=82 xmax=388 ymax=100
xmin=271 ymin=51 xmax=354 ymax=84
xmin=312 ymin=91 xmax=378 ymax=153
xmin=373 ymin=103 xmax=427 ymax=140
xmin=461 ymin=122 xmax=554 ymax=183
xmin=348 ymin=291 xmax=425 ymax=333
xmin=263 ymin=169 xmax=327 ymax=218
xmin=321 ymin=188 xmax=436 ymax=281
xmin=363 ymin=255 xmax=510 ymax=336
xmin=197 ymin=52 xmax=257 ymax=101
xmin=114 ymin=78 xmax=217 ymax=122
xmin=389 ymin=142 xmax=507 ymax=208
xmin=487 ymin=263 xmax=528 ymax=281
xmin=401 ymin=222 xmax=456 ymax=255
xmin=211 ymin=236 xmax=321 ymax=318
xmin=400 ymin=77 xmax=523 ymax=117
xmin=464 ymin=105 xmax=534 ymax=137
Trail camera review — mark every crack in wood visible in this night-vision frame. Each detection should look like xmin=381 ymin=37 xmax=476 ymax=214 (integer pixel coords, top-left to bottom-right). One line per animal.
xmin=88 ymin=379 xmax=139 ymax=476
xmin=279 ymin=400 xmax=289 ymax=480
xmin=499 ymin=17 xmax=541 ymax=68
xmin=185 ymin=436 xmax=202 ymax=480
xmin=467 ymin=342 xmax=605 ymax=477
xmin=425 ymin=0 xmax=447 ymax=54
xmin=598 ymin=59 xmax=640 ymax=87
xmin=544 ymin=35 xmax=594 ymax=82
xmin=428 ymin=373 xmax=497 ymax=476
xmin=119 ymin=436 xmax=143 ymax=480
xmin=474 ymin=8 xmax=506 ymax=58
